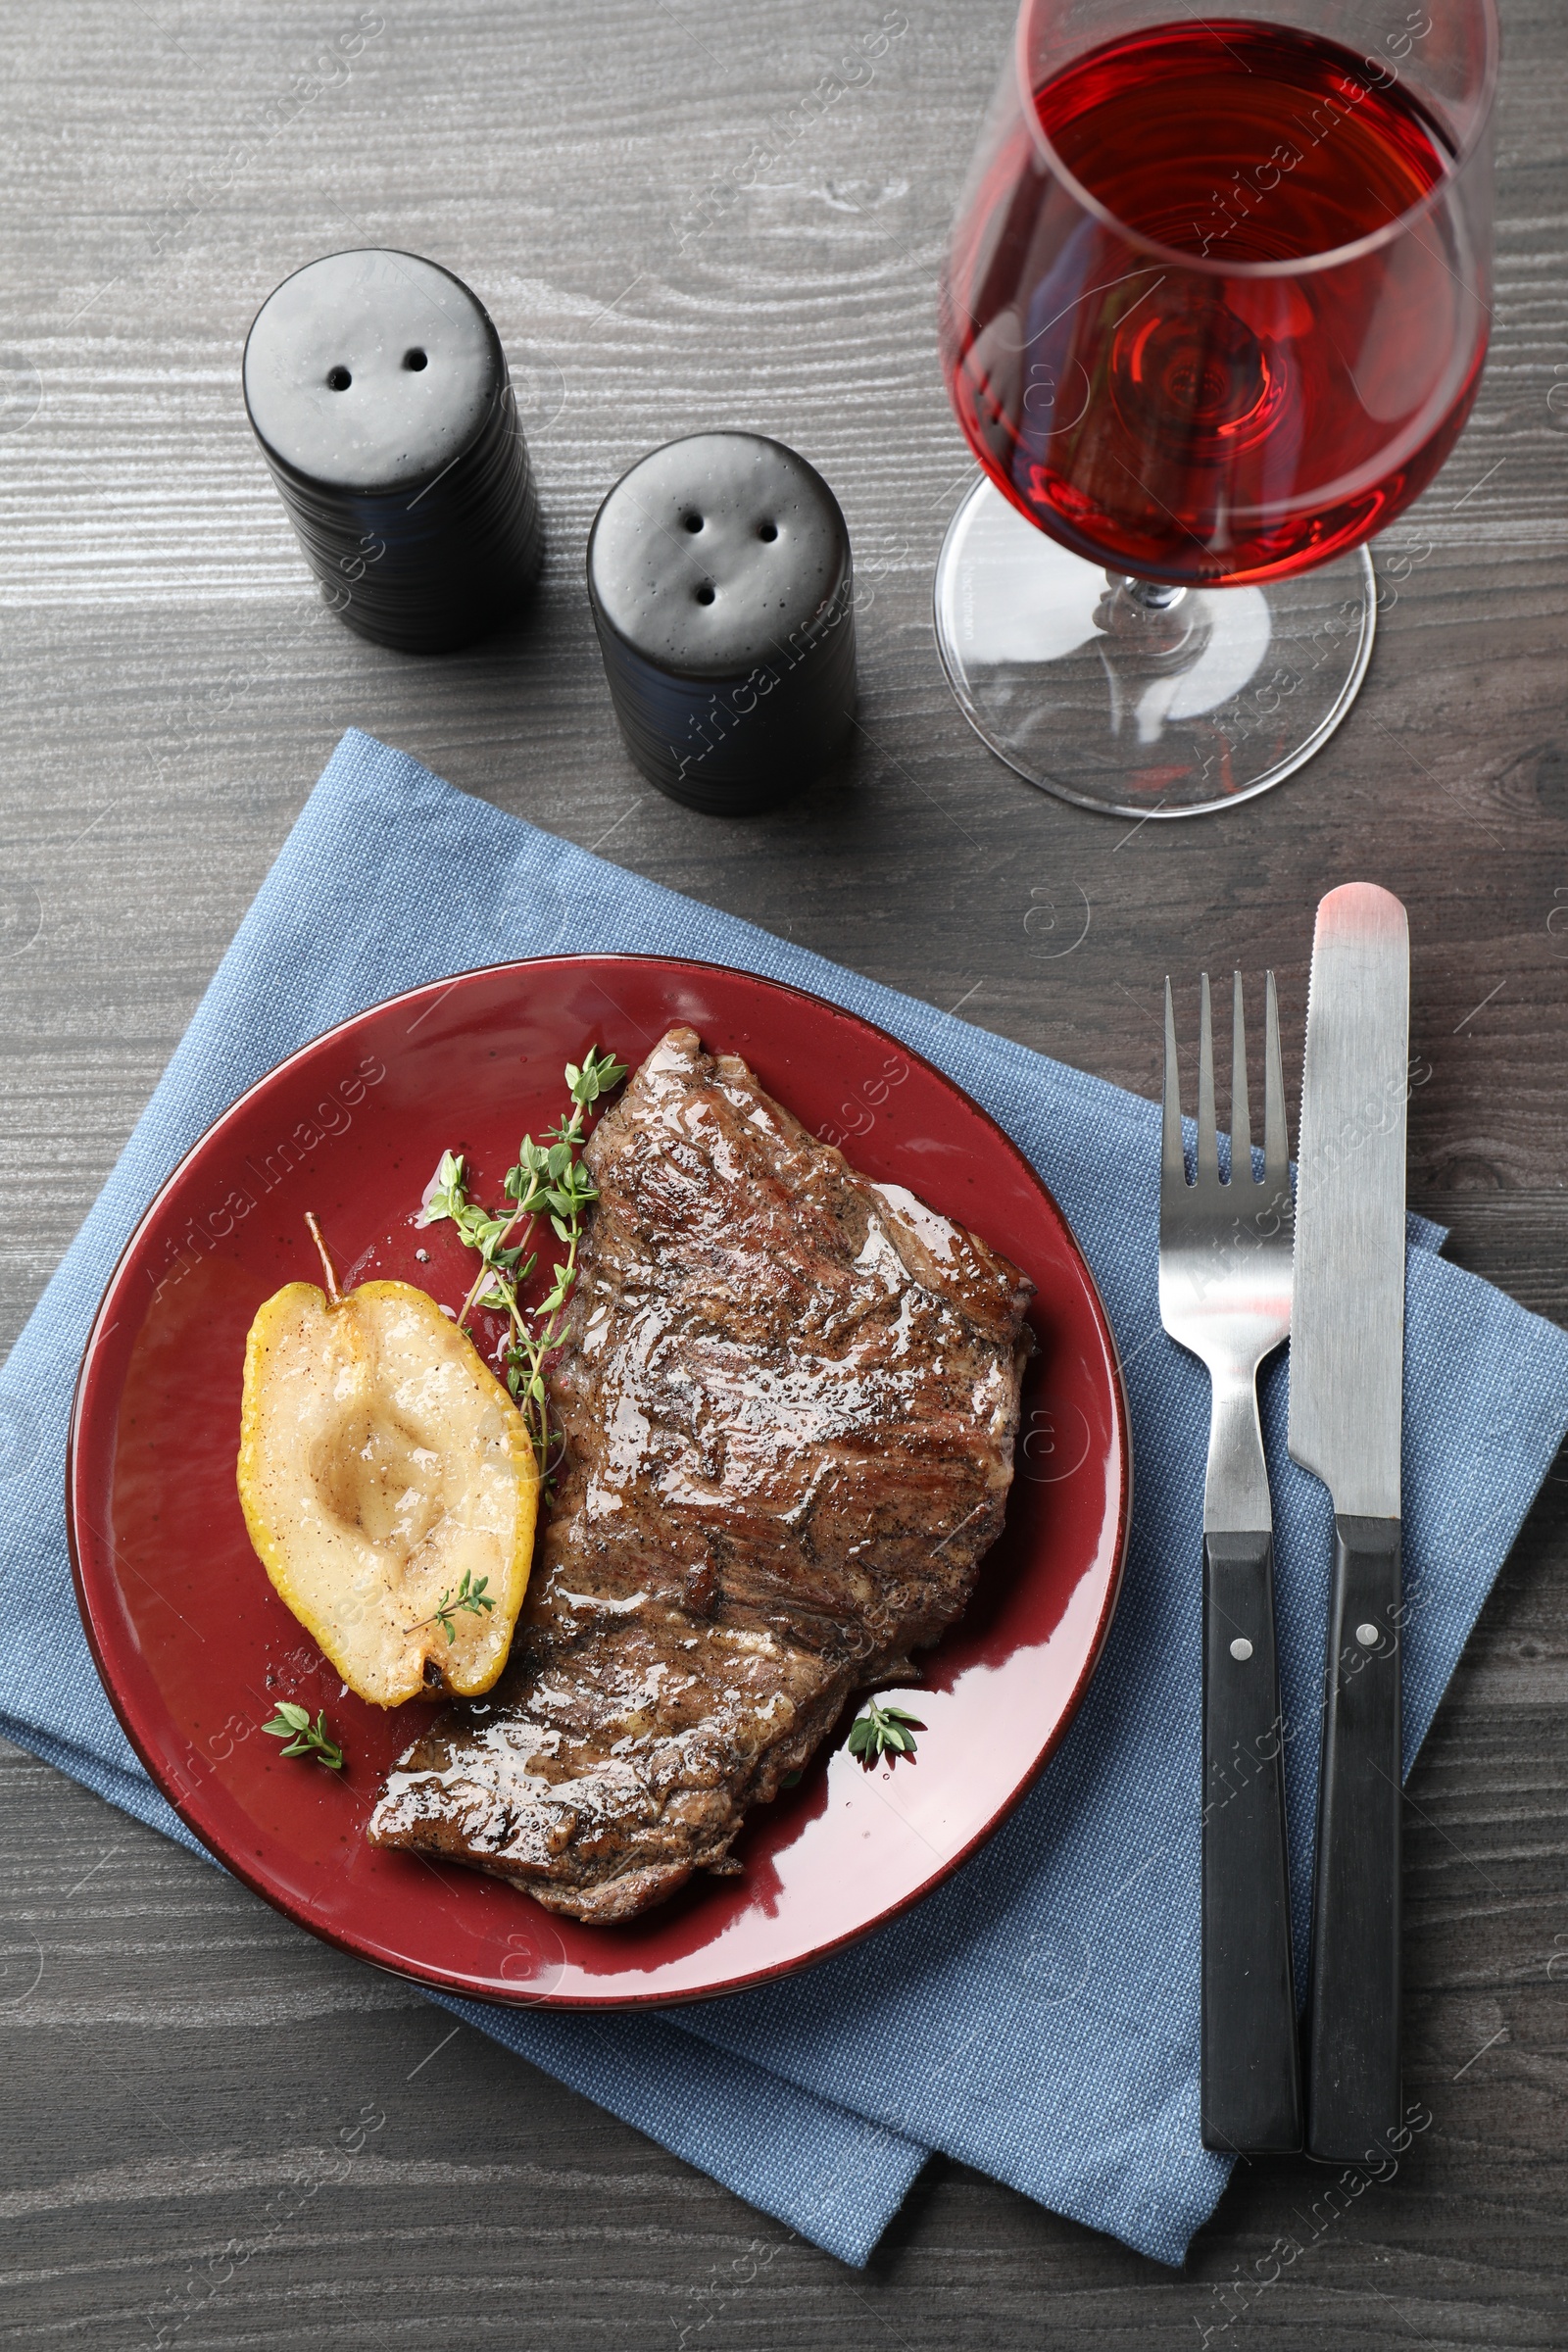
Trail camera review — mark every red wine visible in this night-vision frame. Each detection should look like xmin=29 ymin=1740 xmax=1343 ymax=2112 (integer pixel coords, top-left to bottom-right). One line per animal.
xmin=940 ymin=20 xmax=1489 ymax=584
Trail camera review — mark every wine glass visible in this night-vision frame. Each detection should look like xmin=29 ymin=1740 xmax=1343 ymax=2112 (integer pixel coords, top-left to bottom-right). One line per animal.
xmin=934 ymin=0 xmax=1497 ymax=816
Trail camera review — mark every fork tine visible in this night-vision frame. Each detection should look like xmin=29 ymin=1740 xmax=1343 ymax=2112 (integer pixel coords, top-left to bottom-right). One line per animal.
xmin=1162 ymin=977 xmax=1186 ymax=1195
xmin=1196 ymin=972 xmax=1218 ymax=1185
xmin=1230 ymin=970 xmax=1252 ymax=1185
xmin=1263 ymin=968 xmax=1289 ymax=1194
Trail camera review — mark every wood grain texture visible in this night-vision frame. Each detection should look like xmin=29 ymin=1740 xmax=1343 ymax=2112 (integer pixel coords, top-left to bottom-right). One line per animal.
xmin=0 ymin=0 xmax=1564 ymax=2341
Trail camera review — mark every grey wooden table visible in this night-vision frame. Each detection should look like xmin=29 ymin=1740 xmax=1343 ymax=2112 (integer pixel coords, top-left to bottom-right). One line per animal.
xmin=3 ymin=2 xmax=1565 ymax=2343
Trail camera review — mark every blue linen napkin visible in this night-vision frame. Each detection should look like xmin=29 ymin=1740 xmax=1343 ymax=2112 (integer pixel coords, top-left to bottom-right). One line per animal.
xmin=2 ymin=729 xmax=1564 ymax=2269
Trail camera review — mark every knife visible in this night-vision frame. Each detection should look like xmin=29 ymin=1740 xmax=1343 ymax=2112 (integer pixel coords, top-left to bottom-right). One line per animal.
xmin=1288 ymin=882 xmax=1409 ymax=2163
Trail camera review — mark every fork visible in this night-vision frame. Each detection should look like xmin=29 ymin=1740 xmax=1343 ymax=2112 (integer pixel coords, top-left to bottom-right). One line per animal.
xmin=1160 ymin=970 xmax=1302 ymax=2155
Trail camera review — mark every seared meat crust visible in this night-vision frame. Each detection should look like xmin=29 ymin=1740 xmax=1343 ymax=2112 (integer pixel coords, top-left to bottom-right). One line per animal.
xmin=368 ymin=1027 xmax=1033 ymax=1921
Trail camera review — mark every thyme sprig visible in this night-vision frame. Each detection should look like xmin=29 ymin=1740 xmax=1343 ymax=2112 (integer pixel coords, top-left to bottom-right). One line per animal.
xmin=263 ymin=1702 xmax=345 ymax=1771
xmin=421 ymin=1047 xmax=627 ymax=1472
xmin=412 ymin=1569 xmax=495 ymax=1644
xmin=847 ymin=1696 xmax=924 ymax=1765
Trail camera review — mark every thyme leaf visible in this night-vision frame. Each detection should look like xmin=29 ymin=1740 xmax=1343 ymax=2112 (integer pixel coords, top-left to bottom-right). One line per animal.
xmin=846 ymin=1696 xmax=924 ymax=1765
xmin=263 ymin=1702 xmax=345 ymax=1771
xmin=413 ymin=1569 xmax=495 ymax=1644
xmin=421 ymin=1047 xmax=627 ymax=1477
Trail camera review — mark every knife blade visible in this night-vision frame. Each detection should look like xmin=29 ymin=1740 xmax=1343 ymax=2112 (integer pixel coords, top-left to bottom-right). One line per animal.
xmin=1288 ymin=881 xmax=1409 ymax=2163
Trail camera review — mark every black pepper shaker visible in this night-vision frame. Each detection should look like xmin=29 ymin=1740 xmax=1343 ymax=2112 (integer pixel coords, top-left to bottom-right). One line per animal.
xmin=243 ymin=248 xmax=542 ymax=654
xmin=587 ymin=432 xmax=857 ymax=813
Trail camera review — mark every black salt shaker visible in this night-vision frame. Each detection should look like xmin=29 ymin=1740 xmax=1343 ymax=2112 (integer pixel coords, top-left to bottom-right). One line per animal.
xmin=587 ymin=432 xmax=856 ymax=813
xmin=244 ymin=249 xmax=542 ymax=654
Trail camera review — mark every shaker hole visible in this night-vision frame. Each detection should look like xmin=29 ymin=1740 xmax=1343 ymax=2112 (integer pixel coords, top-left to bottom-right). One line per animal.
xmin=683 ymin=513 xmax=704 ymax=533
xmin=758 ymin=520 xmax=778 ymax=542
xmin=695 ymin=584 xmax=715 ymax=606
xmin=403 ymin=347 xmax=428 ymax=371
xmin=326 ymin=366 xmax=353 ymax=391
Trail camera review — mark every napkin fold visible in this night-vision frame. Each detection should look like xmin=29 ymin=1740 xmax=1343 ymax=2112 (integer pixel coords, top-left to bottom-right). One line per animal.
xmin=2 ymin=729 xmax=1564 ymax=2269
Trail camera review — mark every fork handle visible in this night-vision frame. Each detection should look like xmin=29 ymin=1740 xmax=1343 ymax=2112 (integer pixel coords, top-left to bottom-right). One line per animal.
xmin=1306 ymin=1513 xmax=1402 ymax=2161
xmin=1202 ymin=1528 xmax=1302 ymax=2153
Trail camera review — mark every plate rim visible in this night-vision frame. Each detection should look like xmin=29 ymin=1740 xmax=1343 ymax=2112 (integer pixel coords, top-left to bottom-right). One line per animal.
xmin=67 ymin=951 xmax=1132 ymax=2006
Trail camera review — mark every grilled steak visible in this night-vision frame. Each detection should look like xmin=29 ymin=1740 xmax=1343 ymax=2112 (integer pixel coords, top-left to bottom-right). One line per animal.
xmin=368 ymin=1026 xmax=1033 ymax=1922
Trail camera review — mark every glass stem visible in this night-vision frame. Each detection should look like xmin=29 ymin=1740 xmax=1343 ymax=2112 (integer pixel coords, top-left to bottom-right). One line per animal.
xmin=1117 ymin=574 xmax=1187 ymax=612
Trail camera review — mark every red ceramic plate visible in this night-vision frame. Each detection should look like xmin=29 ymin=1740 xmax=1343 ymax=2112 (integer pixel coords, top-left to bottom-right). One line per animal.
xmin=69 ymin=957 xmax=1129 ymax=2006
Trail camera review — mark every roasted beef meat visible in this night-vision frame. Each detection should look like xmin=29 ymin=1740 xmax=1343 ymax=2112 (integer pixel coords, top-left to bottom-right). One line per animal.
xmin=368 ymin=1026 xmax=1033 ymax=1922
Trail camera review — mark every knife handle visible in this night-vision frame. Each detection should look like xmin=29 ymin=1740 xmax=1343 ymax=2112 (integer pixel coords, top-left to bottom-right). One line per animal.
xmin=1306 ymin=1513 xmax=1402 ymax=2161
xmin=1201 ymin=1530 xmax=1302 ymax=2153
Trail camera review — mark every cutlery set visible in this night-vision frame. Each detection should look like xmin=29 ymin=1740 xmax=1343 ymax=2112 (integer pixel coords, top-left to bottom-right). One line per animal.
xmin=1160 ymin=883 xmax=1410 ymax=2163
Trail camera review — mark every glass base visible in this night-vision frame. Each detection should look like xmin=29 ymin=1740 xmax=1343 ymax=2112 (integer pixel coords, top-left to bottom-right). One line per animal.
xmin=933 ymin=477 xmax=1376 ymax=819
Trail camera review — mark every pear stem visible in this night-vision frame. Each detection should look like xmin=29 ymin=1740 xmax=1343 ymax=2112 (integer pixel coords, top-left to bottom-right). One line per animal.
xmin=305 ymin=1211 xmax=342 ymax=1306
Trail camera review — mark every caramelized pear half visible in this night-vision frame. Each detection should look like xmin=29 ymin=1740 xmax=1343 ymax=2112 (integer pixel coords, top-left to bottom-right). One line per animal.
xmin=237 ymin=1276 xmax=538 ymax=1706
